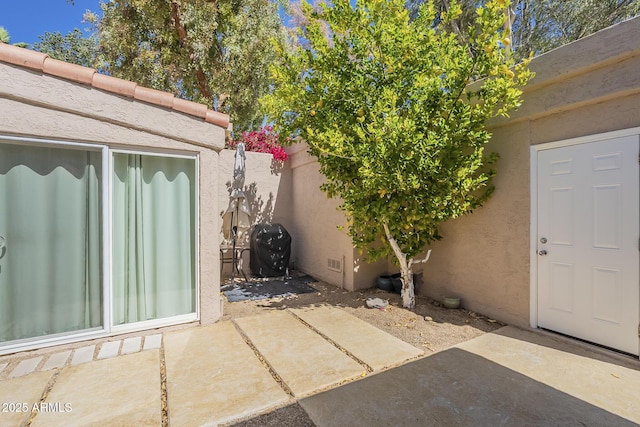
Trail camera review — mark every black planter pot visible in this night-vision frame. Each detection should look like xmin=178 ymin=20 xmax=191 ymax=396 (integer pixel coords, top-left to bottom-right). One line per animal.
xmin=377 ymin=275 xmax=394 ymax=292
xmin=390 ymin=273 xmax=402 ymax=294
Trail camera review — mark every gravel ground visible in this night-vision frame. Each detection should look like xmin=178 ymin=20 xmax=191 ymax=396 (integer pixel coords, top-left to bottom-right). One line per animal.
xmin=222 ymin=279 xmax=504 ymax=354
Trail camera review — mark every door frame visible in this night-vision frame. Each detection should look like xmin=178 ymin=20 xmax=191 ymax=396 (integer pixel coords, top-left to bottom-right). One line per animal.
xmin=529 ymin=126 xmax=640 ymax=335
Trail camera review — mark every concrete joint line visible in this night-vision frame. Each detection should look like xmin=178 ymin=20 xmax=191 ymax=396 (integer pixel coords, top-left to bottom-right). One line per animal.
xmin=230 ymin=320 xmax=295 ymax=397
xmin=24 ymin=369 xmax=61 ymax=426
xmin=158 ymin=342 xmax=169 ymax=427
xmin=285 ymin=310 xmax=374 ymax=374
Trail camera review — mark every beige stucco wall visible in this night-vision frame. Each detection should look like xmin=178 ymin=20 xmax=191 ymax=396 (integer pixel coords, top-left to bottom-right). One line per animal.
xmin=0 ymin=62 xmax=226 ymax=326
xmin=283 ymin=144 xmax=353 ymax=289
xmin=218 ymin=149 xmax=291 ymax=274
xmin=281 ymin=17 xmax=640 ymax=325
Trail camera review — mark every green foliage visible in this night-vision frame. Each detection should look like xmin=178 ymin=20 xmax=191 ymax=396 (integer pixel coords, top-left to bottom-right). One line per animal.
xmin=510 ymin=0 xmax=640 ymax=61
xmin=262 ymin=0 xmax=532 ymax=264
xmin=407 ymin=0 xmax=640 ymax=62
xmin=0 ymin=26 xmax=10 ymax=44
xmin=33 ymin=29 xmax=100 ymax=68
xmin=98 ymin=0 xmax=286 ymax=131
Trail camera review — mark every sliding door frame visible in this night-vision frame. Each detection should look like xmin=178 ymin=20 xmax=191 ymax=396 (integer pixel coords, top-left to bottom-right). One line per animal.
xmin=0 ymin=136 xmax=200 ymax=355
xmin=109 ymin=149 xmax=200 ymax=334
xmin=0 ymin=136 xmax=110 ymax=355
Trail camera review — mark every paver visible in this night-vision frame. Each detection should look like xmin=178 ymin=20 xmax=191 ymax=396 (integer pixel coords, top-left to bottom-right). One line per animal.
xmin=235 ymin=311 xmax=366 ymax=397
xmin=8 ymin=356 xmax=42 ymax=379
xmin=0 ymin=371 xmax=53 ymax=427
xmin=164 ymin=322 xmax=290 ymax=426
xmin=70 ymin=345 xmax=95 ymax=365
xmin=31 ymin=350 xmax=161 ymax=426
xmin=143 ymin=334 xmax=162 ymax=350
xmin=121 ymin=337 xmax=142 ymax=355
xmin=97 ymin=341 xmax=120 ymax=359
xmin=292 ymin=306 xmax=424 ymax=371
xmin=42 ymin=351 xmax=71 ymax=371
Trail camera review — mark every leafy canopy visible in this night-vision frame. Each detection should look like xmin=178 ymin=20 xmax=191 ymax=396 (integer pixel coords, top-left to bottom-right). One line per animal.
xmin=262 ymin=0 xmax=533 ymax=264
xmin=97 ymin=0 xmax=285 ymax=131
xmin=407 ymin=0 xmax=640 ymax=62
xmin=33 ymin=29 xmax=99 ymax=68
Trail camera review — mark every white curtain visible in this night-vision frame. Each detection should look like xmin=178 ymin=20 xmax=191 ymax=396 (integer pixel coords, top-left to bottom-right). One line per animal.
xmin=0 ymin=143 xmax=102 ymax=342
xmin=112 ymin=154 xmax=196 ymax=325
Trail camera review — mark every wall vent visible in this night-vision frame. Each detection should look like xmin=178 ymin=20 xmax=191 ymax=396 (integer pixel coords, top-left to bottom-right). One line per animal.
xmin=327 ymin=257 xmax=343 ymax=273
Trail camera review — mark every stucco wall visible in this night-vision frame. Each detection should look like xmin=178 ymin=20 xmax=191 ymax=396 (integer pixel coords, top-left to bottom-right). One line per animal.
xmin=0 ymin=61 xmax=226 ymax=326
xmin=218 ymin=149 xmax=291 ymax=274
xmin=283 ymin=144 xmax=353 ymax=289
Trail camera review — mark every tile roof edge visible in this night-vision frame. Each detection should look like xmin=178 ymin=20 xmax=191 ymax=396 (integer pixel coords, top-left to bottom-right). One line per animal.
xmin=0 ymin=42 xmax=230 ymax=129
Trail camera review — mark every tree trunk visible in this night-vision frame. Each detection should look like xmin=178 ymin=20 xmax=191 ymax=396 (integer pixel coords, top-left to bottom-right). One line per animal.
xmin=383 ymin=223 xmax=415 ymax=309
xmin=399 ymin=259 xmax=415 ymax=309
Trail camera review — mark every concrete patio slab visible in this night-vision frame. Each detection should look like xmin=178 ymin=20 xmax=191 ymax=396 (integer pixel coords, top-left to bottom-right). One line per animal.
xmin=299 ymin=326 xmax=640 ymax=427
xmin=235 ymin=311 xmax=366 ymax=397
xmin=292 ymin=306 xmax=424 ymax=371
xmin=30 ymin=350 xmax=161 ymax=427
xmin=0 ymin=371 xmax=52 ymax=426
xmin=456 ymin=326 xmax=640 ymax=424
xmin=163 ymin=322 xmax=290 ymax=426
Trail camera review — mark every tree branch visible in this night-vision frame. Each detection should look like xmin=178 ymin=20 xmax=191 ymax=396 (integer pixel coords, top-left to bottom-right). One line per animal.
xmin=170 ymin=1 xmax=215 ymax=105
xmin=410 ymin=249 xmax=432 ymax=267
xmin=382 ymin=222 xmax=407 ymax=267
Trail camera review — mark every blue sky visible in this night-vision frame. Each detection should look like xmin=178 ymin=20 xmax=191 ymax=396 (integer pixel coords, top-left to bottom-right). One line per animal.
xmin=0 ymin=0 xmax=101 ymax=45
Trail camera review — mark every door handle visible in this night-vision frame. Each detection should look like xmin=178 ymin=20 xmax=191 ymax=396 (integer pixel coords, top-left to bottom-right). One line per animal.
xmin=538 ymin=250 xmax=547 ymax=256
xmin=0 ymin=235 xmax=5 ymax=274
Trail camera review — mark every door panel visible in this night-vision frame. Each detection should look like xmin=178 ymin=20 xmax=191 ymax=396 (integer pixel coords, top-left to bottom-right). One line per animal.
xmin=0 ymin=142 xmax=103 ymax=343
xmin=537 ymin=136 xmax=639 ymax=355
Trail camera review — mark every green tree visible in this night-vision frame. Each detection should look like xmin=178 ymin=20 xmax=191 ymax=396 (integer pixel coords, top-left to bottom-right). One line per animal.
xmin=407 ymin=0 xmax=640 ymax=61
xmin=262 ymin=0 xmax=532 ymax=308
xmin=33 ymin=29 xmax=100 ymax=68
xmin=510 ymin=0 xmax=640 ymax=60
xmin=0 ymin=26 xmax=9 ymax=44
xmin=97 ymin=0 xmax=285 ymax=131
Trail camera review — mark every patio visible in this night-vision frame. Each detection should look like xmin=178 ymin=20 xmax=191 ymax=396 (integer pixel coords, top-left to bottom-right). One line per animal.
xmin=1 ymin=305 xmax=638 ymax=426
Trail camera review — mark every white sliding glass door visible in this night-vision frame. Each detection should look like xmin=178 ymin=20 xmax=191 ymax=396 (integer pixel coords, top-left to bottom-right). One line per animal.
xmin=111 ymin=153 xmax=196 ymax=326
xmin=0 ymin=140 xmax=198 ymax=352
xmin=0 ymin=142 xmax=103 ymax=343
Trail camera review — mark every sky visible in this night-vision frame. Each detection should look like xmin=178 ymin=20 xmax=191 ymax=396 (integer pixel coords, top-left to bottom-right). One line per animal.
xmin=0 ymin=0 xmax=101 ymax=46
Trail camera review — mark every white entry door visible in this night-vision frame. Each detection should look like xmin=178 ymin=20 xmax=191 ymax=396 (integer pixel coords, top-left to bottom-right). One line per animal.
xmin=537 ymin=135 xmax=639 ymax=355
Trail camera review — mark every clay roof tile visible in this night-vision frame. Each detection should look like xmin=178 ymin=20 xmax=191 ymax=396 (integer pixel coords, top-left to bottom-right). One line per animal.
xmin=92 ymin=73 xmax=137 ymax=98
xmin=42 ymin=57 xmax=95 ymax=85
xmin=0 ymin=42 xmax=230 ymax=128
xmin=172 ymin=97 xmax=208 ymax=119
xmin=0 ymin=42 xmax=47 ymax=70
xmin=133 ymin=86 xmax=175 ymax=109
xmin=205 ymin=110 xmax=230 ymax=129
